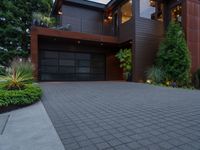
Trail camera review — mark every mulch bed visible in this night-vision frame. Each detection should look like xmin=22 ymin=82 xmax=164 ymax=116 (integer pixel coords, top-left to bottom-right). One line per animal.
xmin=0 ymin=103 xmax=37 ymax=114
xmin=0 ymin=105 xmax=24 ymax=114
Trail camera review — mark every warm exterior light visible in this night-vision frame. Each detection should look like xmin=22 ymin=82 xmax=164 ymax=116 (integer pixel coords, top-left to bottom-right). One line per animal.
xmin=58 ymin=11 xmax=62 ymax=15
xmin=149 ymin=0 xmax=156 ymax=7
xmin=146 ymin=80 xmax=152 ymax=84
xmin=108 ymin=15 xmax=112 ymax=20
xmin=166 ymin=81 xmax=170 ymax=86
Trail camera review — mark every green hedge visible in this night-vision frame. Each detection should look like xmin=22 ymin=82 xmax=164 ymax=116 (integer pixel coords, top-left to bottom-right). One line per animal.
xmin=0 ymin=84 xmax=42 ymax=107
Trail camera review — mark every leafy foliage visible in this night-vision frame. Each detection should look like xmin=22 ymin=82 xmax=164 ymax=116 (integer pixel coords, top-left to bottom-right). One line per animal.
xmin=0 ymin=84 xmax=42 ymax=107
xmin=156 ymin=22 xmax=191 ymax=86
xmin=0 ymin=0 xmax=53 ymax=64
xmin=194 ymin=68 xmax=200 ymax=89
xmin=0 ymin=66 xmax=5 ymax=75
xmin=0 ymin=50 xmax=28 ymax=67
xmin=32 ymin=12 xmax=56 ymax=27
xmin=146 ymin=66 xmax=165 ymax=84
xmin=0 ymin=60 xmax=34 ymax=90
xmin=115 ymin=48 xmax=132 ymax=80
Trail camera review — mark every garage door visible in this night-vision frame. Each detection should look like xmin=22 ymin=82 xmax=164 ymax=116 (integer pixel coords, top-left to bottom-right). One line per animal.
xmin=39 ymin=51 xmax=106 ymax=81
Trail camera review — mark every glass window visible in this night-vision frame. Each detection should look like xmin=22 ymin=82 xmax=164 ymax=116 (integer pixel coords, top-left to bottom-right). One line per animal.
xmin=171 ymin=4 xmax=182 ymax=23
xmin=140 ymin=0 xmax=163 ymax=21
xmin=121 ymin=0 xmax=132 ymax=24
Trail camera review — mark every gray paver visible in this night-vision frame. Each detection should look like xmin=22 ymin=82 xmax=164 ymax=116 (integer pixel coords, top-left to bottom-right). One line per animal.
xmin=41 ymin=82 xmax=200 ymax=150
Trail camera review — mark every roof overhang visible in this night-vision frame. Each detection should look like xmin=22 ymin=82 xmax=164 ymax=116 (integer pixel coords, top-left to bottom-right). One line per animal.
xmin=51 ymin=0 xmax=125 ymax=15
xmin=31 ymin=26 xmax=118 ymax=45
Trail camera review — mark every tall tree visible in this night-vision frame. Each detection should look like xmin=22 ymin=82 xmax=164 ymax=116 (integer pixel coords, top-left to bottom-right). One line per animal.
xmin=0 ymin=0 xmax=53 ymax=66
xmin=156 ymin=22 xmax=191 ymax=86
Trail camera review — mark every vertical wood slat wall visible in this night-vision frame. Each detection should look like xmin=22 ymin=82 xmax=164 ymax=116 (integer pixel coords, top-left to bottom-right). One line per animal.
xmin=186 ymin=0 xmax=200 ymax=73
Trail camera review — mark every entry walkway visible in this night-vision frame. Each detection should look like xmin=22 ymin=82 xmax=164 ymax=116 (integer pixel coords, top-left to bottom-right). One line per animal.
xmin=0 ymin=102 xmax=65 ymax=150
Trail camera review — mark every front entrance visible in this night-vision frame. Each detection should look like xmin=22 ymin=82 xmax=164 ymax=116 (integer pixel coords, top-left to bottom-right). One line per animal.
xmin=39 ymin=50 xmax=106 ymax=81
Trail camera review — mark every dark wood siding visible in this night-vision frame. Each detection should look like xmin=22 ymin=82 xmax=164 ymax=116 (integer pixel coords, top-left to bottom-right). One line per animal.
xmin=106 ymin=53 xmax=124 ymax=80
xmin=133 ymin=0 xmax=164 ymax=82
xmin=61 ymin=5 xmax=103 ymax=34
xmin=119 ymin=20 xmax=133 ymax=43
xmin=186 ymin=0 xmax=200 ymax=73
xmin=61 ymin=4 xmax=114 ymax=36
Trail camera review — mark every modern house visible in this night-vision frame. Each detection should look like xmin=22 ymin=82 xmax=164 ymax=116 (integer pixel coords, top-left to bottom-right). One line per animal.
xmin=31 ymin=0 xmax=200 ymax=82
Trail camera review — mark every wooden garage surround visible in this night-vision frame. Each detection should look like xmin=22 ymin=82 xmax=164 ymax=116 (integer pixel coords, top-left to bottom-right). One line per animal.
xmin=31 ymin=26 xmax=119 ymax=80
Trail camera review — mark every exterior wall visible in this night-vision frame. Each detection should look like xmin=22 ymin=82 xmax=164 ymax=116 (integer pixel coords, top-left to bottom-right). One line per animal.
xmin=186 ymin=0 xmax=200 ymax=73
xmin=119 ymin=19 xmax=133 ymax=43
xmin=106 ymin=53 xmax=124 ymax=80
xmin=60 ymin=3 xmax=117 ymax=36
xmin=61 ymin=5 xmax=107 ymax=35
xmin=60 ymin=1 xmax=134 ymax=40
xmin=132 ymin=0 xmax=164 ymax=82
xmin=31 ymin=30 xmax=39 ymax=80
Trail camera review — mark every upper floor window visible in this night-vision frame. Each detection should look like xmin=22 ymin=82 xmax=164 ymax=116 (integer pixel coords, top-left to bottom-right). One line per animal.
xmin=140 ymin=0 xmax=163 ymax=21
xmin=171 ymin=4 xmax=182 ymax=23
xmin=121 ymin=0 xmax=132 ymax=24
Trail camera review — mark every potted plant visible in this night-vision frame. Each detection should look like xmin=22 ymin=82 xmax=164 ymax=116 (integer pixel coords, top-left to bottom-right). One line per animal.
xmin=32 ymin=12 xmax=56 ymax=27
xmin=115 ymin=48 xmax=132 ymax=81
xmin=32 ymin=12 xmax=43 ymax=26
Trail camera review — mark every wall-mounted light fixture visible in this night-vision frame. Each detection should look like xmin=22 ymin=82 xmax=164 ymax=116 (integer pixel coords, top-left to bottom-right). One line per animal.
xmin=58 ymin=11 xmax=63 ymax=15
xmin=108 ymin=15 xmax=113 ymax=20
xmin=104 ymin=12 xmax=112 ymax=23
xmin=150 ymin=0 xmax=156 ymax=7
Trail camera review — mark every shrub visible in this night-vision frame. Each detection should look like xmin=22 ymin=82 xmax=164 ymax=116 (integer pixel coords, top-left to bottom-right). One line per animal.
xmin=0 ymin=66 xmax=5 ymax=75
xmin=0 ymin=84 xmax=42 ymax=107
xmin=32 ymin=12 xmax=56 ymax=27
xmin=146 ymin=66 xmax=165 ymax=84
xmin=194 ymin=68 xmax=200 ymax=89
xmin=156 ymin=22 xmax=191 ymax=86
xmin=115 ymin=48 xmax=132 ymax=80
xmin=0 ymin=59 xmax=34 ymax=90
xmin=0 ymin=50 xmax=28 ymax=67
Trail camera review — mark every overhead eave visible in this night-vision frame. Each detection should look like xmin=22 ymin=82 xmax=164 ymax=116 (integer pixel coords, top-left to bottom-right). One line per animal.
xmin=31 ymin=26 xmax=118 ymax=44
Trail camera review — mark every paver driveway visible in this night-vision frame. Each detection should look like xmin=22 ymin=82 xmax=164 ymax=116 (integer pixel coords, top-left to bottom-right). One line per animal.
xmin=40 ymin=82 xmax=200 ymax=150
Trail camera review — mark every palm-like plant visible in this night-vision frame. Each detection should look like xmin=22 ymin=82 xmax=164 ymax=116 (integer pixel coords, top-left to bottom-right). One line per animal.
xmin=0 ymin=60 xmax=34 ymax=90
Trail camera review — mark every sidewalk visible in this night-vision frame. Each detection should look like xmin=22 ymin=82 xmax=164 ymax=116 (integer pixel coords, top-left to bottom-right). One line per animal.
xmin=0 ymin=101 xmax=65 ymax=150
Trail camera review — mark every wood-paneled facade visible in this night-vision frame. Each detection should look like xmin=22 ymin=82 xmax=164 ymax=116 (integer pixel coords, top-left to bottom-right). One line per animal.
xmin=186 ymin=0 xmax=200 ymax=73
xmin=31 ymin=0 xmax=200 ymax=82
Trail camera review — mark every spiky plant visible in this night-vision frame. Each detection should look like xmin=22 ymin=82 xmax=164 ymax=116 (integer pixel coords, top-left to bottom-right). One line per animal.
xmin=0 ymin=59 xmax=34 ymax=90
xmin=146 ymin=66 xmax=165 ymax=84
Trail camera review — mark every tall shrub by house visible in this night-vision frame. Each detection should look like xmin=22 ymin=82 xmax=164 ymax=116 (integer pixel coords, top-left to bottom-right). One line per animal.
xmin=115 ymin=48 xmax=132 ymax=80
xmin=156 ymin=22 xmax=191 ymax=86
